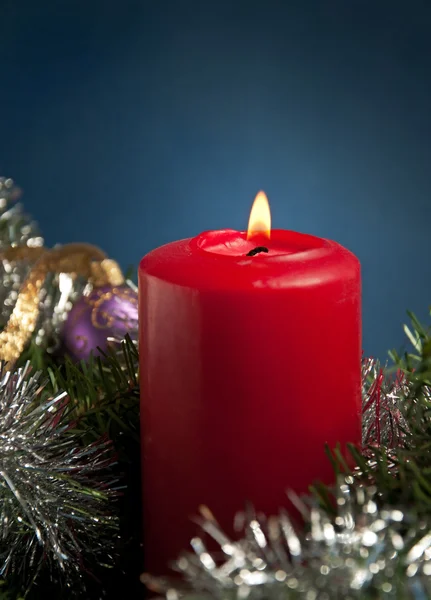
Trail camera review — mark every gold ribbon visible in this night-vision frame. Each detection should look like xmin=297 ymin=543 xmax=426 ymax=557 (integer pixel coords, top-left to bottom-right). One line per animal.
xmin=0 ymin=243 xmax=124 ymax=365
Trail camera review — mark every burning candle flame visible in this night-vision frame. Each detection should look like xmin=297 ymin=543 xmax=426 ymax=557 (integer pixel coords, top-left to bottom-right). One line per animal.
xmin=247 ymin=191 xmax=271 ymax=240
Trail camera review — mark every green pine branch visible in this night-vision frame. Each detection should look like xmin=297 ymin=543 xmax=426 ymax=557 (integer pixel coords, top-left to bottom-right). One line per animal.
xmin=19 ymin=335 xmax=140 ymax=450
xmin=53 ymin=337 xmax=139 ymax=444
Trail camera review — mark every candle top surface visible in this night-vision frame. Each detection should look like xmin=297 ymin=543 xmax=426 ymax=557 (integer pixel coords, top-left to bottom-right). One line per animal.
xmin=140 ymin=229 xmax=360 ymax=291
xmin=194 ymin=229 xmax=326 ymax=257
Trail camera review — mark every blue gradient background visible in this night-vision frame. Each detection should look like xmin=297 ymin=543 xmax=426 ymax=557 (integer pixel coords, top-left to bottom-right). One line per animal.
xmin=1 ymin=0 xmax=431 ymax=358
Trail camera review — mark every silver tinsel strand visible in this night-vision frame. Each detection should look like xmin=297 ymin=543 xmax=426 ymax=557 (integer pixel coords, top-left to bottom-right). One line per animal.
xmin=0 ymin=362 xmax=118 ymax=589
xmin=145 ymin=482 xmax=431 ymax=600
xmin=0 ymin=177 xmax=42 ymax=250
xmin=0 ymin=178 xmax=44 ymax=331
xmin=361 ymin=357 xmax=410 ymax=448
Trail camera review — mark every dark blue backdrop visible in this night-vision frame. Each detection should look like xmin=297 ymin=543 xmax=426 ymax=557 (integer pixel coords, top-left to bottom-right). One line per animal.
xmin=1 ymin=0 xmax=431 ymax=358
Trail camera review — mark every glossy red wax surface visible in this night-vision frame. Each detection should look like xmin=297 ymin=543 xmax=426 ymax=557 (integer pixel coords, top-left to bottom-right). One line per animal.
xmin=139 ymin=229 xmax=361 ymax=575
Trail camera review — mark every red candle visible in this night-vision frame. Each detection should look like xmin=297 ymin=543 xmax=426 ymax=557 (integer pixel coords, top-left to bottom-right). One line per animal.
xmin=139 ymin=192 xmax=361 ymax=574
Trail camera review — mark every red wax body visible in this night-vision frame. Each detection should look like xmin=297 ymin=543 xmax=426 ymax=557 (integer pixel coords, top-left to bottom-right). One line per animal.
xmin=139 ymin=229 xmax=361 ymax=574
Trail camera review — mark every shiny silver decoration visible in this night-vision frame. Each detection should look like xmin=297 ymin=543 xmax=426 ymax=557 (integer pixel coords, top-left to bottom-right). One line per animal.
xmin=0 ymin=177 xmax=44 ymax=330
xmin=361 ymin=357 xmax=410 ymax=448
xmin=145 ymin=481 xmax=431 ymax=599
xmin=0 ymin=362 xmax=118 ymax=588
xmin=0 ymin=177 xmax=43 ymax=250
xmin=361 ymin=356 xmax=431 ymax=450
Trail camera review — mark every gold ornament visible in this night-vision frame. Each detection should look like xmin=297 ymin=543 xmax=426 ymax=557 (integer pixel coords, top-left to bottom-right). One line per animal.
xmin=0 ymin=243 xmax=125 ymax=366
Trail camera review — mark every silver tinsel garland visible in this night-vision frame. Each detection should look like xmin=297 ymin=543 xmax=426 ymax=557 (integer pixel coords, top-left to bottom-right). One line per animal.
xmin=361 ymin=356 xmax=410 ymax=449
xmin=0 ymin=361 xmax=118 ymax=590
xmin=144 ymin=482 xmax=431 ymax=600
xmin=0 ymin=177 xmax=42 ymax=250
xmin=145 ymin=358 xmax=431 ymax=599
xmin=0 ymin=178 xmax=44 ymax=331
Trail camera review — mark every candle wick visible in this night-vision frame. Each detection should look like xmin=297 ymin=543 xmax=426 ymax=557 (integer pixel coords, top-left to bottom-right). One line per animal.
xmin=246 ymin=246 xmax=269 ymax=257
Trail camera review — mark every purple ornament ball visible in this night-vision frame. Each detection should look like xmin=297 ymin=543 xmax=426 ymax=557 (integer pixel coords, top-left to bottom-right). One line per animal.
xmin=62 ymin=284 xmax=138 ymax=361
